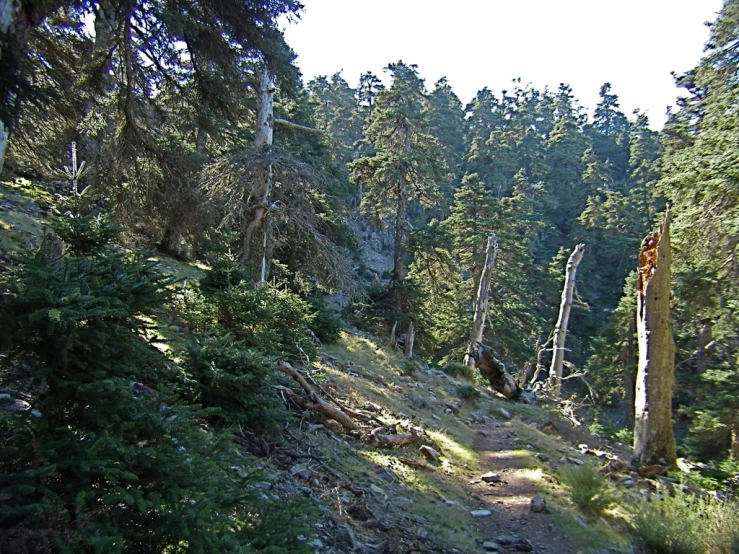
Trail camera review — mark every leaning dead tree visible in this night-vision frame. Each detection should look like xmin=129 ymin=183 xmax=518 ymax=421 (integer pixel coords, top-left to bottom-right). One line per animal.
xmin=633 ymin=211 xmax=677 ymax=468
xmin=468 ymin=344 xmax=520 ymax=399
xmin=548 ymin=243 xmax=585 ymax=395
xmin=464 ymin=234 xmax=498 ymax=367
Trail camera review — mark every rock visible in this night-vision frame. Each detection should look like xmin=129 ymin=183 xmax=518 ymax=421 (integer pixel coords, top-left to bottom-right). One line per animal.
xmin=535 ymin=453 xmax=550 ymax=462
xmin=617 ymin=476 xmax=636 ymax=488
xmin=419 ymin=445 xmax=441 ymax=462
xmin=290 ymin=463 xmax=311 ymax=480
xmin=530 ymin=495 xmax=547 ymax=513
xmin=559 ymin=456 xmax=584 ymax=465
xmin=308 ymin=538 xmax=324 ymax=549
xmin=470 ymin=510 xmax=493 ymax=518
xmin=365 ymin=401 xmax=382 ymax=412
xmin=482 ymin=541 xmax=500 ymax=551
xmin=498 ymin=408 xmax=511 ymax=419
xmin=432 ymin=414 xmax=442 ymax=421
xmin=417 ymin=527 xmax=429 ymax=539
xmin=494 ymin=535 xmax=533 ymax=552
xmin=336 ymin=526 xmax=361 ymax=550
xmin=481 ymin=472 xmax=501 ymax=483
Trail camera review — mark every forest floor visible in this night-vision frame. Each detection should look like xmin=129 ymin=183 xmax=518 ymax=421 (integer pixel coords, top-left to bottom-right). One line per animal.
xmin=270 ymin=332 xmax=635 ymax=554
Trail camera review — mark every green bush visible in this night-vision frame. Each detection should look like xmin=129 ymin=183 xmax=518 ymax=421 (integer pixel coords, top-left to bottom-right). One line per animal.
xmin=631 ymin=490 xmax=739 ymax=554
xmin=0 ymin=184 xmax=315 ymax=552
xmin=456 ymin=384 xmax=482 ymax=401
xmin=442 ymin=361 xmax=475 ymax=380
xmin=559 ymin=464 xmax=615 ymax=516
xmin=185 ymin=332 xmax=278 ymax=428
xmin=308 ymin=295 xmax=344 ymax=343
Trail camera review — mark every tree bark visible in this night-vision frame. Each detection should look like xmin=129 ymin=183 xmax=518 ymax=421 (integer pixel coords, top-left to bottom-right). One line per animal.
xmin=469 ymin=344 xmax=520 ymax=399
xmin=548 ymin=243 xmax=586 ymax=394
xmin=0 ymin=0 xmax=21 ymax=170
xmin=633 ymin=211 xmax=677 ymax=469
xmin=403 ymin=321 xmax=415 ymax=359
xmin=732 ymin=416 xmax=739 ymax=461
xmin=622 ymin=316 xmax=636 ymax=428
xmin=242 ymin=69 xmax=275 ymax=278
xmin=464 ymin=234 xmax=498 ymax=367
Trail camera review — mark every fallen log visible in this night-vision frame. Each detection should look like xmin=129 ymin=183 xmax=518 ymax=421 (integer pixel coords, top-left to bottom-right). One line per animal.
xmin=275 ymin=362 xmax=359 ymax=431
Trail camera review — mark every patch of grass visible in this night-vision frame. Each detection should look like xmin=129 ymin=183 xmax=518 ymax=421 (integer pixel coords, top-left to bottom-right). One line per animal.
xmin=559 ymin=464 xmax=615 ymax=516
xmin=455 ymin=384 xmax=481 ymax=401
xmin=631 ymin=490 xmax=739 ymax=554
xmin=549 ymin=509 xmax=627 ymax=552
xmin=426 ymin=429 xmax=477 ymax=466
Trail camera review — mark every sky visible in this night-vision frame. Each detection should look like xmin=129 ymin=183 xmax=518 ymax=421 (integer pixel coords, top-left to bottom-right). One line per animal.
xmin=282 ymin=0 xmax=724 ymax=129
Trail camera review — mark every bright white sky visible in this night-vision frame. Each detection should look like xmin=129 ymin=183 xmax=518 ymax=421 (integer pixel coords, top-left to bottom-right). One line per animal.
xmin=282 ymin=0 xmax=723 ymax=129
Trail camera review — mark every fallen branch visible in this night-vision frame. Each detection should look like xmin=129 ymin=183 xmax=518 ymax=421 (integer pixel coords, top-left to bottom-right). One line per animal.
xmin=398 ymin=457 xmax=436 ymax=471
xmin=275 ymin=361 xmax=359 ymax=431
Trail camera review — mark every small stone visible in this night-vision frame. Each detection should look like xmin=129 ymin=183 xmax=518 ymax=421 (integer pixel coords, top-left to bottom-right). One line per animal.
xmin=481 ymin=472 xmax=501 ymax=483
xmin=365 ymin=401 xmax=382 ymax=412
xmin=470 ymin=509 xmax=493 ymax=518
xmin=308 ymin=538 xmax=324 ymax=549
xmin=482 ymin=541 xmax=500 ymax=551
xmin=417 ymin=527 xmax=429 ymax=539
xmin=432 ymin=414 xmax=442 ymax=421
xmin=419 ymin=445 xmax=441 ymax=462
xmin=530 ymin=495 xmax=547 ymax=513
xmin=535 ymin=453 xmax=550 ymax=462
xmin=499 ymin=408 xmax=511 ymax=419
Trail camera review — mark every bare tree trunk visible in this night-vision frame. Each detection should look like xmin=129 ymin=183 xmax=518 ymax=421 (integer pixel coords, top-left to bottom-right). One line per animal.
xmin=389 ymin=321 xmax=397 ymax=349
xmin=622 ymin=316 xmax=636 ymax=427
xmin=732 ymin=416 xmax=739 ymax=461
xmin=633 ymin=211 xmax=677 ymax=469
xmin=464 ymin=234 xmax=498 ymax=367
xmin=403 ymin=321 xmax=415 ymax=359
xmin=548 ymin=244 xmax=586 ymax=394
xmin=241 ymin=69 xmax=275 ymax=278
xmin=0 ymin=0 xmax=21 ymax=170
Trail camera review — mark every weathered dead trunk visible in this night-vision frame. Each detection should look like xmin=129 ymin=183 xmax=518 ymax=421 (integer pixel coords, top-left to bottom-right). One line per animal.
xmin=241 ymin=69 xmax=276 ymax=278
xmin=470 ymin=344 xmax=520 ymax=399
xmin=622 ymin=316 xmax=636 ymax=427
xmin=633 ymin=211 xmax=677 ymax=469
xmin=403 ymin=321 xmax=415 ymax=359
xmin=464 ymin=234 xmax=498 ymax=367
xmin=548 ymin=243 xmax=585 ymax=395
xmin=389 ymin=321 xmax=397 ymax=349
xmin=732 ymin=417 xmax=739 ymax=461
xmin=0 ymin=0 xmax=21 ymax=170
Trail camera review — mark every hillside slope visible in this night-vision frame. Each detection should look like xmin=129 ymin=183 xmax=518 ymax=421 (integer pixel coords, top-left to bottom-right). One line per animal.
xmin=262 ymin=331 xmax=633 ymax=554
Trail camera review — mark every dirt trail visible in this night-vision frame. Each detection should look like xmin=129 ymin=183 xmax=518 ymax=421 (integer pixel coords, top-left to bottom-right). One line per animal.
xmin=467 ymin=419 xmax=585 ymax=554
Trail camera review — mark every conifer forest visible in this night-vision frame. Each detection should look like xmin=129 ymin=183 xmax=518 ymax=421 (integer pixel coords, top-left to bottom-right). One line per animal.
xmin=2 ymin=1 xmax=739 ymax=553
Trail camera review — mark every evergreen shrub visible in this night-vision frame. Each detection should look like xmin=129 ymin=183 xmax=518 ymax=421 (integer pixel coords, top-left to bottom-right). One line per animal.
xmin=559 ymin=464 xmax=614 ymax=516
xmin=0 ymin=180 xmax=315 ymax=553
